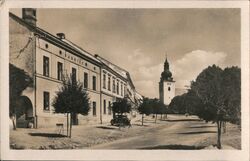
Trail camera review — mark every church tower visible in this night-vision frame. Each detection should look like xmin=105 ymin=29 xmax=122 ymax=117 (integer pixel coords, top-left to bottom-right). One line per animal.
xmin=159 ymin=56 xmax=175 ymax=105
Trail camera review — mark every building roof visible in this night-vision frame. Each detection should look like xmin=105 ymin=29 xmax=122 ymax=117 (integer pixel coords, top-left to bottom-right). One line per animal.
xmin=95 ymin=55 xmax=135 ymax=88
xmin=9 ymin=12 xmax=102 ymax=67
xmin=62 ymin=39 xmax=101 ymax=63
xmin=10 ymin=11 xmax=136 ymax=90
xmin=95 ymin=55 xmax=127 ymax=78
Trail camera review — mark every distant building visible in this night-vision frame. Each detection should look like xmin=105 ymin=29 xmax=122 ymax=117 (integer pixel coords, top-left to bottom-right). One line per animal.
xmin=159 ymin=56 xmax=175 ymax=105
xmin=9 ymin=8 xmax=142 ymax=128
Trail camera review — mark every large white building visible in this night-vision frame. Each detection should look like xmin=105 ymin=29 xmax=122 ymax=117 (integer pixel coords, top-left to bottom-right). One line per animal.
xmin=9 ymin=8 xmax=142 ymax=128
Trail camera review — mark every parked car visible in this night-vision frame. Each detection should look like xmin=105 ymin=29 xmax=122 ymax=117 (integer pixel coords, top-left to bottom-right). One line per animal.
xmin=110 ymin=115 xmax=131 ymax=127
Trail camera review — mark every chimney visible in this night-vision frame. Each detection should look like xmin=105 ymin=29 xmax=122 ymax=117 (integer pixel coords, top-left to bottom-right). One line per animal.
xmin=22 ymin=8 xmax=37 ymax=26
xmin=56 ymin=33 xmax=66 ymax=39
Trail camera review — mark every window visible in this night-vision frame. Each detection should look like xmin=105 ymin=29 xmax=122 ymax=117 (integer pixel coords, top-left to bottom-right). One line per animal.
xmin=45 ymin=44 xmax=48 ymax=49
xmin=103 ymin=100 xmax=106 ymax=114
xmin=92 ymin=76 xmax=96 ymax=91
xmin=103 ymin=74 xmax=106 ymax=89
xmin=92 ymin=102 xmax=96 ymax=116
xmin=168 ymin=87 xmax=171 ymax=91
xmin=113 ymin=80 xmax=115 ymax=93
xmin=108 ymin=76 xmax=111 ymax=91
xmin=32 ymin=10 xmax=36 ymax=17
xmin=57 ymin=62 xmax=63 ymax=81
xmin=72 ymin=67 xmax=77 ymax=83
xmin=121 ymin=84 xmax=123 ymax=96
xmin=43 ymin=56 xmax=49 ymax=77
xmin=84 ymin=72 xmax=88 ymax=88
xmin=117 ymin=82 xmax=119 ymax=94
xmin=108 ymin=101 xmax=111 ymax=115
xmin=43 ymin=91 xmax=50 ymax=111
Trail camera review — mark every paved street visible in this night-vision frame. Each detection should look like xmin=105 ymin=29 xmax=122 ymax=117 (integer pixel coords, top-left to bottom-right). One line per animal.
xmin=92 ymin=116 xmax=217 ymax=149
xmin=10 ymin=115 xmax=240 ymax=150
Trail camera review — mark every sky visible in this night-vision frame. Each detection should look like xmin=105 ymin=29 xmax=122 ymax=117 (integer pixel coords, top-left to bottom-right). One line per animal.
xmin=12 ymin=8 xmax=241 ymax=98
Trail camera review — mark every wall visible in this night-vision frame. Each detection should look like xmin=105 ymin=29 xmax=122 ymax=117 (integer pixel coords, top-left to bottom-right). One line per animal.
xmin=9 ymin=15 xmax=36 ymax=127
xmin=100 ymin=68 xmax=127 ymax=123
xmin=35 ymin=38 xmax=102 ymax=127
xmin=101 ymin=68 xmax=126 ymax=99
xmin=9 ymin=16 xmax=35 ymax=77
xmin=101 ymin=93 xmax=114 ymax=123
xmin=163 ymin=81 xmax=175 ymax=105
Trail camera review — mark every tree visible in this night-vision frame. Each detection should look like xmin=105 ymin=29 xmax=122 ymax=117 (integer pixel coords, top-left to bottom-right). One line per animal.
xmin=183 ymin=90 xmax=203 ymax=115
xmin=52 ymin=76 xmax=90 ymax=138
xmin=9 ymin=64 xmax=33 ymax=130
xmin=169 ymin=90 xmax=203 ymax=116
xmin=111 ymin=97 xmax=131 ymax=116
xmin=158 ymin=102 xmax=168 ymax=120
xmin=151 ymin=98 xmax=167 ymax=123
xmin=138 ymin=97 xmax=153 ymax=125
xmin=191 ymin=65 xmax=241 ymax=149
xmin=168 ymin=95 xmax=186 ymax=114
xmin=221 ymin=67 xmax=241 ymax=125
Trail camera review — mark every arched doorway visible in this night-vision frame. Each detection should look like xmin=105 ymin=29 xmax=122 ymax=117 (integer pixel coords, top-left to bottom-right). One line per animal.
xmin=16 ymin=96 xmax=33 ymax=128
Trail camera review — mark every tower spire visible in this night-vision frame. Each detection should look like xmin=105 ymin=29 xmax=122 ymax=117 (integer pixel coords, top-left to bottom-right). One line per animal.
xmin=164 ymin=52 xmax=169 ymax=71
xmin=161 ymin=52 xmax=172 ymax=81
xmin=165 ymin=51 xmax=168 ymax=61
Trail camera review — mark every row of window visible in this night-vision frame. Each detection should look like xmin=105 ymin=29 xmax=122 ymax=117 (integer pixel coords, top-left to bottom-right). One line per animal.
xmin=43 ymin=56 xmax=97 ymax=91
xmin=102 ymin=73 xmax=125 ymax=96
xmin=44 ymin=91 xmax=98 ymax=116
xmin=44 ymin=91 xmax=113 ymax=117
xmin=103 ymin=99 xmax=112 ymax=115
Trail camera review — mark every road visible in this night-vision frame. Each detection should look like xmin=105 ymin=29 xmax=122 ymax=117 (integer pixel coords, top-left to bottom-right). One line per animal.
xmin=92 ymin=116 xmax=218 ymax=149
xmin=10 ymin=115 xmax=240 ymax=149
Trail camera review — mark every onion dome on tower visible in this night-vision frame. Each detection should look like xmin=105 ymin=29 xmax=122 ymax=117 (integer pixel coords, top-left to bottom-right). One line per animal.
xmin=160 ymin=56 xmax=173 ymax=81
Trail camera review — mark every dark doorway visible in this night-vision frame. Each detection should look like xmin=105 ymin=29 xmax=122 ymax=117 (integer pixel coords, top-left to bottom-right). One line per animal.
xmin=16 ymin=96 xmax=33 ymax=128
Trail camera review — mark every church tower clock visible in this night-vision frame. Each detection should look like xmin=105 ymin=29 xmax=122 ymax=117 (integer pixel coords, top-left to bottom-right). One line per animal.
xmin=159 ymin=56 xmax=175 ymax=105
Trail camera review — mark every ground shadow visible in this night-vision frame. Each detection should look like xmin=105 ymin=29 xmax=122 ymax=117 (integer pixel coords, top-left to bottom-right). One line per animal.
xmin=178 ymin=131 xmax=216 ymax=135
xmin=162 ymin=119 xmax=202 ymax=122
xmin=96 ymin=126 xmax=117 ymax=130
xmin=132 ymin=123 xmax=149 ymax=127
xmin=29 ymin=133 xmax=67 ymax=138
xmin=189 ymin=125 xmax=216 ymax=128
xmin=140 ymin=144 xmax=205 ymax=150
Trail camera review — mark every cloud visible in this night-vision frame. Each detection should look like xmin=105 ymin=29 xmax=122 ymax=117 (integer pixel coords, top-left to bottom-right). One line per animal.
xmin=130 ymin=50 xmax=227 ymax=98
xmin=132 ymin=64 xmax=163 ymax=97
xmin=128 ymin=49 xmax=151 ymax=66
xmin=172 ymin=50 xmax=227 ymax=88
xmin=134 ymin=80 xmax=158 ymax=98
xmin=124 ymin=49 xmax=164 ymax=98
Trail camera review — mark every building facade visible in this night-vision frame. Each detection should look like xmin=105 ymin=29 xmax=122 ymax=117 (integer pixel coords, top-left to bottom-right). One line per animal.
xmin=95 ymin=55 xmax=127 ymax=123
xmin=9 ymin=9 xmax=141 ymax=128
xmin=159 ymin=57 xmax=175 ymax=105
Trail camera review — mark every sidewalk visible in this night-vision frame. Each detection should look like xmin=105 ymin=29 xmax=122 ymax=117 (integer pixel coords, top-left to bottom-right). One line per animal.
xmin=10 ymin=115 xmax=167 ymax=149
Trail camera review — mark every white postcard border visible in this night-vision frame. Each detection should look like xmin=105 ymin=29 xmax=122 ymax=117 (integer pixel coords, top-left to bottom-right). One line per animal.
xmin=1 ymin=1 xmax=249 ymax=160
